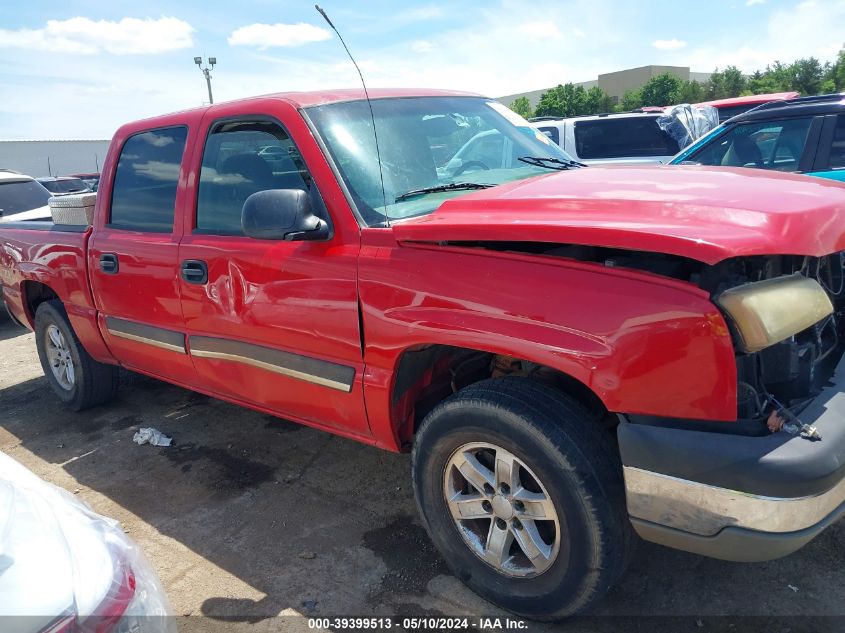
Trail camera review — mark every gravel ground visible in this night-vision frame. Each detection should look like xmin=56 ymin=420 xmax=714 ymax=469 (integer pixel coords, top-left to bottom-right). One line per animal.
xmin=1 ymin=317 xmax=844 ymax=632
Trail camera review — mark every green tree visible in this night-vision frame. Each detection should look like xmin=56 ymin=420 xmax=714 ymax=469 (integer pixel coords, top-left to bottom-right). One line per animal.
xmin=747 ymin=61 xmax=793 ymax=94
xmin=534 ymin=83 xmax=590 ymax=117
xmin=639 ymin=73 xmax=682 ymax=106
xmin=677 ymin=80 xmax=704 ymax=103
xmin=829 ymin=46 xmax=845 ymax=91
xmin=509 ymin=96 xmax=533 ymax=119
xmin=584 ymin=86 xmax=615 ymax=114
xmin=619 ymin=89 xmax=642 ymax=111
xmin=561 ymin=83 xmax=588 ymax=116
xmin=791 ymin=57 xmax=824 ymax=95
xmin=535 ymin=84 xmax=564 ymax=117
xmin=722 ymin=66 xmax=747 ymax=97
xmin=704 ymin=69 xmax=724 ymax=99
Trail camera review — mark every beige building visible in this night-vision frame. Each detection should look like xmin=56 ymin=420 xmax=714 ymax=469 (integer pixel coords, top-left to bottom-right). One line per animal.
xmin=499 ymin=64 xmax=712 ymax=108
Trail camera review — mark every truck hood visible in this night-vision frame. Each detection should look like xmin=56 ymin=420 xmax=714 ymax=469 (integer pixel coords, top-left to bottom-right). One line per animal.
xmin=393 ymin=165 xmax=845 ymax=265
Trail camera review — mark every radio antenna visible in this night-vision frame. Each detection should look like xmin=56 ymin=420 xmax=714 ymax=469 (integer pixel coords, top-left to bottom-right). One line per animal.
xmin=315 ymin=5 xmax=389 ymax=222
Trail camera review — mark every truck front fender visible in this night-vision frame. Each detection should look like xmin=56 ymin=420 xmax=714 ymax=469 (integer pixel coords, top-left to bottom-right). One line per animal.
xmin=358 ymin=240 xmax=736 ymax=451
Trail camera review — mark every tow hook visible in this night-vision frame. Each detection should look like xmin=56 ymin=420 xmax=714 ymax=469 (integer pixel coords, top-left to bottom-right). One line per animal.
xmin=766 ymin=396 xmax=821 ymax=441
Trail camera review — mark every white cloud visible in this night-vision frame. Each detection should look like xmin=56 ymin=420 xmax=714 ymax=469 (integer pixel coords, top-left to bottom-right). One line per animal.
xmin=679 ymin=0 xmax=845 ymax=72
xmin=517 ymin=21 xmax=562 ymax=40
xmin=396 ymin=6 xmax=443 ymax=21
xmin=746 ymin=0 xmax=765 ymax=5
xmin=411 ymin=40 xmax=435 ymax=53
xmin=0 ymin=17 xmax=193 ymax=55
xmin=228 ymin=22 xmax=330 ymax=49
xmin=571 ymin=27 xmax=586 ymax=38
xmin=12 ymin=0 xmax=845 ymax=141
xmin=652 ymin=38 xmax=687 ymax=51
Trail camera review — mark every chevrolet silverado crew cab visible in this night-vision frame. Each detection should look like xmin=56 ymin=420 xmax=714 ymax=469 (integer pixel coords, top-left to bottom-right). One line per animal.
xmin=3 ymin=89 xmax=845 ymax=620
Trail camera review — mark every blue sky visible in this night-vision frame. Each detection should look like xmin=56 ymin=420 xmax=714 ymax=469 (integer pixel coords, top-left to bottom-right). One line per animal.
xmin=0 ymin=0 xmax=842 ymax=139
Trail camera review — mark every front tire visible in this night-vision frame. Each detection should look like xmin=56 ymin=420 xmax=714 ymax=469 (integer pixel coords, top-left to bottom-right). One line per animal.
xmin=34 ymin=300 xmax=119 ymax=411
xmin=412 ymin=377 xmax=631 ymax=620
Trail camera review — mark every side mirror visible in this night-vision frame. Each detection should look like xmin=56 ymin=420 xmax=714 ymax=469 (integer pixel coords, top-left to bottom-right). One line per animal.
xmin=241 ymin=189 xmax=329 ymax=241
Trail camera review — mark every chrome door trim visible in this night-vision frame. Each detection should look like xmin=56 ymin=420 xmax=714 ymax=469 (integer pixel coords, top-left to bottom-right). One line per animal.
xmin=105 ymin=317 xmax=186 ymax=354
xmin=188 ymin=335 xmax=355 ymax=392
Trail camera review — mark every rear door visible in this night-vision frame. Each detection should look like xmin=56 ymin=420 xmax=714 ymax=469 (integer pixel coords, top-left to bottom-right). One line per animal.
xmin=88 ymin=120 xmax=198 ymax=384
xmin=177 ymin=101 xmax=369 ymax=436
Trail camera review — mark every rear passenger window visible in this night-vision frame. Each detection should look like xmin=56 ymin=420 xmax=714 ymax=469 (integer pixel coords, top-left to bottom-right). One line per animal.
xmin=109 ymin=126 xmax=187 ymax=232
xmin=830 ymin=115 xmax=845 ymax=170
xmin=574 ymin=117 xmax=680 ymax=159
xmin=196 ymin=120 xmax=315 ymax=235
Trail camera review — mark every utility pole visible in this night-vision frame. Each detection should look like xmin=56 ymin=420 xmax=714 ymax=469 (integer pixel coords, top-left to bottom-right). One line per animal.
xmin=193 ymin=56 xmax=217 ymax=104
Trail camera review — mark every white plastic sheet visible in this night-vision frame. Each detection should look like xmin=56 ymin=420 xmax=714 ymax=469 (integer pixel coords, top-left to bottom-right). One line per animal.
xmin=0 ymin=451 xmax=175 ymax=631
xmin=132 ymin=427 xmax=173 ymax=447
xmin=657 ymin=103 xmax=720 ymax=149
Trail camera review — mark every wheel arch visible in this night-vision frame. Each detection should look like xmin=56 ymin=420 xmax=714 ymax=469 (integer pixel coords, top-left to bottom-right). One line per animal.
xmin=21 ymin=280 xmax=60 ymax=327
xmin=21 ymin=280 xmax=116 ymax=364
xmin=386 ymin=342 xmax=610 ymax=451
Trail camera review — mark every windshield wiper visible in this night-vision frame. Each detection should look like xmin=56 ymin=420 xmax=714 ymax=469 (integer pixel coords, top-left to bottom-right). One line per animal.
xmin=518 ymin=156 xmax=587 ymax=170
xmin=395 ymin=182 xmax=494 ymax=202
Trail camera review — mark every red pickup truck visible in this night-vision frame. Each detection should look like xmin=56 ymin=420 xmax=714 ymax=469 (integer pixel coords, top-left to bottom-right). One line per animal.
xmin=3 ymin=88 xmax=845 ymax=619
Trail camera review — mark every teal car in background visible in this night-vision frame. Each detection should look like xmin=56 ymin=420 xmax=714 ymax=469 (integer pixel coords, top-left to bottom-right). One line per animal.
xmin=670 ymin=93 xmax=845 ymax=182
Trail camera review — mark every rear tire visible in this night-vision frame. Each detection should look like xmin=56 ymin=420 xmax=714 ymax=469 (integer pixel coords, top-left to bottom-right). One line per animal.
xmin=34 ymin=300 xmax=118 ymax=411
xmin=412 ymin=377 xmax=632 ymax=620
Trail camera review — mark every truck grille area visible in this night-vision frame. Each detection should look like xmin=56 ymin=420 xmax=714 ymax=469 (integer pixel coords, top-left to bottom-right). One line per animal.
xmin=734 ymin=252 xmax=845 ymax=426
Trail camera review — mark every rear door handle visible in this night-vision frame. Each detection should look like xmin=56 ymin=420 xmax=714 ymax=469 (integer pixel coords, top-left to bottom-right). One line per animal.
xmin=181 ymin=259 xmax=208 ymax=284
xmin=99 ymin=253 xmax=119 ymax=274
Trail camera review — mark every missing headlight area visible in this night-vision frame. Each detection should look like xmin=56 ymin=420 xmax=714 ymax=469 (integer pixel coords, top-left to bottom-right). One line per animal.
xmin=728 ymin=255 xmax=845 ymax=430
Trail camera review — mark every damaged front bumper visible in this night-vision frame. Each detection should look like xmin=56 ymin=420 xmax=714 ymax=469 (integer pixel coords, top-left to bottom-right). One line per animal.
xmin=618 ymin=358 xmax=845 ymax=562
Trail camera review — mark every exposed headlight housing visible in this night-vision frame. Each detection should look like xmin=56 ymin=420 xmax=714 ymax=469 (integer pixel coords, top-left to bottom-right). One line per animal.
xmin=715 ymin=273 xmax=833 ymax=353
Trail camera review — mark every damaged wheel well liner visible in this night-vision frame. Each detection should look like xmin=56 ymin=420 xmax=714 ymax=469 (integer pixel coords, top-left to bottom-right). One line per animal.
xmin=22 ymin=281 xmax=59 ymax=324
xmin=390 ymin=344 xmax=610 ymax=449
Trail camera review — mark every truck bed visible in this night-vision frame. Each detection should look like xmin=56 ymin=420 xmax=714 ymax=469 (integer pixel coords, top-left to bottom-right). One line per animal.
xmin=0 ymin=221 xmax=113 ymax=363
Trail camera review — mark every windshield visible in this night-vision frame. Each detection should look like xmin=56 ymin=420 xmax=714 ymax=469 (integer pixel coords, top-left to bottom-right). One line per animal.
xmin=0 ymin=180 xmax=51 ymax=217
xmin=306 ymin=96 xmax=577 ymax=226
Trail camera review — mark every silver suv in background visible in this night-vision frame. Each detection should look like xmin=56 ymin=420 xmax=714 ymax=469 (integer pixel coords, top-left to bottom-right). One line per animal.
xmin=37 ymin=176 xmax=92 ymax=196
xmin=531 ymin=111 xmax=681 ymax=165
xmin=0 ymin=170 xmax=52 ymax=222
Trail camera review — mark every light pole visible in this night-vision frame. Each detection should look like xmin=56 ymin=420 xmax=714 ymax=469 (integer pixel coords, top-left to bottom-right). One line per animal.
xmin=194 ymin=56 xmax=217 ymax=104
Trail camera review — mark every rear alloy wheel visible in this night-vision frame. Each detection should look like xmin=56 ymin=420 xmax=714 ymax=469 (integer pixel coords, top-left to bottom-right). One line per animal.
xmin=34 ymin=300 xmax=119 ymax=411
xmin=44 ymin=324 xmax=76 ymax=391
xmin=413 ymin=377 xmax=632 ymax=620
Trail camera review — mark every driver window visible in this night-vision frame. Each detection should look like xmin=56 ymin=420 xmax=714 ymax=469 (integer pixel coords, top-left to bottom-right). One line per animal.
xmin=691 ymin=118 xmax=812 ymax=171
xmin=196 ymin=119 xmax=318 ymax=235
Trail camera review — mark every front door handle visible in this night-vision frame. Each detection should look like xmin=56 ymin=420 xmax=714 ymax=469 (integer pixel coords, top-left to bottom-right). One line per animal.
xmin=99 ymin=253 xmax=119 ymax=274
xmin=181 ymin=259 xmax=208 ymax=284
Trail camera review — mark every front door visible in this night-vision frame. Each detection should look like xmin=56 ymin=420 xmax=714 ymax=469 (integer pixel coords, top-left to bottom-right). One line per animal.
xmin=177 ymin=108 xmax=368 ymax=437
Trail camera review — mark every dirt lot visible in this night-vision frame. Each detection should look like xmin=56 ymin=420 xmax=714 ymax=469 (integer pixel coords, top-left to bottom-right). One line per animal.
xmin=2 ymin=317 xmax=845 ymax=632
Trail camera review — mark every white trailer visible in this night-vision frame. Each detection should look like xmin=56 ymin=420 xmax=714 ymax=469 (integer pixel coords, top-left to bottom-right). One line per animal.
xmin=0 ymin=140 xmax=111 ymax=178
